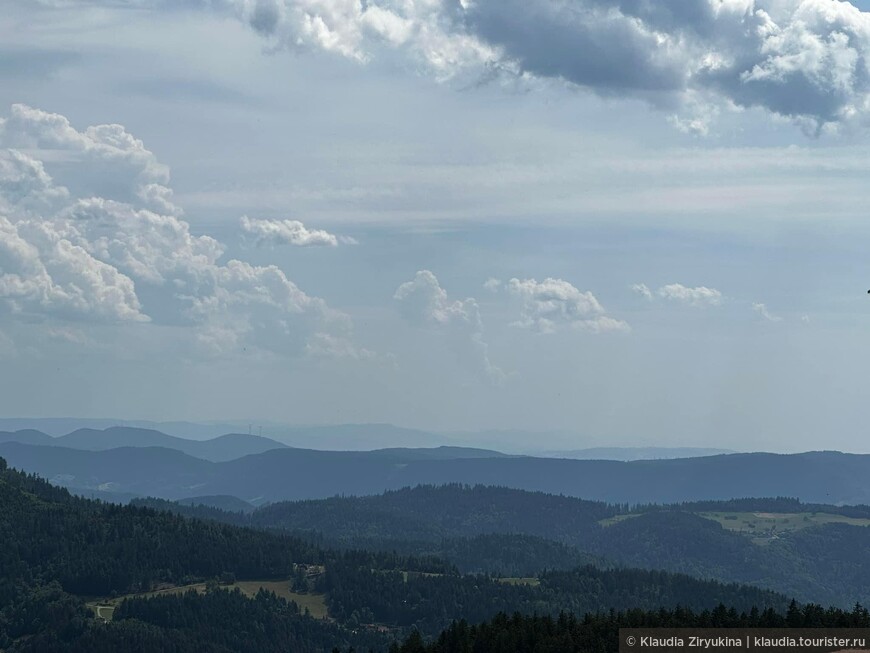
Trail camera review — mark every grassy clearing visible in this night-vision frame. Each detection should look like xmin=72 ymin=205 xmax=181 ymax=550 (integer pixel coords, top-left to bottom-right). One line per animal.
xmin=495 ymin=577 xmax=541 ymax=587
xmin=699 ymin=511 xmax=870 ymax=542
xmin=86 ymin=579 xmax=329 ymax=622
xmin=599 ymin=510 xmax=870 ymax=544
xmin=598 ymin=514 xmax=642 ymax=527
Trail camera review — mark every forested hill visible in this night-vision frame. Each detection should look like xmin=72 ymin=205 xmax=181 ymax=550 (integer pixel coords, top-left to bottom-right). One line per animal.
xmin=135 ymin=484 xmax=870 ymax=608
xmin=0 ymin=455 xmax=416 ymax=652
xmin=250 ymin=484 xmax=621 ymax=540
xmin=0 ymin=456 xmax=803 ymax=652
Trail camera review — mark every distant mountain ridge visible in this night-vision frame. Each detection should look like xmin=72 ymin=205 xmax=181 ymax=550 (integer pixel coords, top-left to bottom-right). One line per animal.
xmin=543 ymin=446 xmax=735 ymax=461
xmin=0 ymin=419 xmax=453 ymax=449
xmin=2 ymin=440 xmax=870 ymax=506
xmin=0 ymin=419 xmax=754 ymax=456
xmin=0 ymin=427 xmax=288 ymax=462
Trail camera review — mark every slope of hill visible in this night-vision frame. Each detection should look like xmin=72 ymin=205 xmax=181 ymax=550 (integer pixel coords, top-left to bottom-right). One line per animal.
xmin=137 ymin=485 xmax=870 ymax=608
xmin=250 ymin=484 xmax=617 ymax=541
xmin=0 ymin=455 xmax=800 ymax=652
xmin=0 ymin=429 xmax=55 ymax=446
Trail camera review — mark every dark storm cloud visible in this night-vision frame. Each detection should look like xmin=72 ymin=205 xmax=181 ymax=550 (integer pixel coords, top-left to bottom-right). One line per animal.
xmin=463 ymin=0 xmax=689 ymax=94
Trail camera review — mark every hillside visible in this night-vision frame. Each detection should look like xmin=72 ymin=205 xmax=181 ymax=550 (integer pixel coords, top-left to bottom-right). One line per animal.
xmin=0 ymin=455 xmax=800 ymax=652
xmin=138 ymin=485 xmax=870 ymax=607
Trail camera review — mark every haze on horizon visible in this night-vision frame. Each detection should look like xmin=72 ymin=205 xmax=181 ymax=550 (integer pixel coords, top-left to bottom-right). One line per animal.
xmin=3 ymin=0 xmax=870 ymax=454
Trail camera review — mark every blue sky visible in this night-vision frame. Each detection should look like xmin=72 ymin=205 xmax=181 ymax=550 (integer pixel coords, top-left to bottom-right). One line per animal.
xmin=3 ymin=0 xmax=870 ymax=452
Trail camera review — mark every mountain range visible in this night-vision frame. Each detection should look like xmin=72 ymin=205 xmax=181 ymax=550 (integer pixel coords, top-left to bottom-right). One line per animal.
xmin=1 ymin=429 xmax=869 ymax=505
xmin=0 ymin=427 xmax=287 ymax=462
xmin=0 ymin=419 xmax=745 ymax=457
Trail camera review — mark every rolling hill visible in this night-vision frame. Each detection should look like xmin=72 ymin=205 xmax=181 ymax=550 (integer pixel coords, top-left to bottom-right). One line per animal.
xmin=135 ymin=484 xmax=870 ymax=607
xmin=0 ymin=454 xmax=800 ymax=652
xmin=2 ymin=442 xmax=870 ymax=506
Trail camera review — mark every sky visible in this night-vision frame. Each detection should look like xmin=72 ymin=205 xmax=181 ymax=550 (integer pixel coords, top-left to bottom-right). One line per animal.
xmin=3 ymin=0 xmax=870 ymax=452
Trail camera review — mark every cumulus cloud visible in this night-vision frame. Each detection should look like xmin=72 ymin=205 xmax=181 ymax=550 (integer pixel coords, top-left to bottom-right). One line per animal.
xmin=656 ymin=283 xmax=723 ymax=307
xmin=193 ymin=0 xmax=870 ymax=132
xmin=0 ymin=215 xmax=146 ymax=322
xmin=0 ymin=104 xmax=360 ymax=358
xmin=630 ymin=282 xmax=654 ymax=300
xmin=753 ymin=301 xmax=782 ymax=322
xmin=504 ymin=277 xmax=629 ymax=334
xmin=0 ymin=103 xmax=170 ymax=206
xmin=227 ymin=0 xmax=497 ymax=74
xmin=394 ymin=270 xmax=504 ymax=384
xmin=483 ymin=277 xmax=502 ymax=292
xmin=240 ymin=215 xmax=350 ymax=247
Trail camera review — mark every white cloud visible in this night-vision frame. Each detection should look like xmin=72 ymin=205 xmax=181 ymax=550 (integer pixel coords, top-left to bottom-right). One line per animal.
xmin=0 ymin=103 xmax=171 ymax=208
xmin=0 ymin=215 xmax=146 ymax=323
xmin=0 ymin=149 xmax=69 ymax=211
xmin=630 ymin=282 xmax=653 ymax=300
xmin=228 ymin=0 xmax=497 ymax=75
xmin=656 ymin=283 xmax=723 ymax=307
xmin=305 ymin=332 xmax=378 ymax=360
xmin=240 ymin=215 xmax=344 ymax=247
xmin=483 ymin=277 xmax=502 ymax=292
xmin=394 ymin=270 xmax=504 ymax=384
xmin=506 ymin=277 xmax=629 ymax=334
xmin=753 ymin=301 xmax=782 ymax=322
xmin=0 ymin=105 xmax=361 ymax=358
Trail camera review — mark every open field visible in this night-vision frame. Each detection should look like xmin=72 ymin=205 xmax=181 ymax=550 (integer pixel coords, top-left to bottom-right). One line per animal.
xmin=86 ymin=579 xmax=329 ymax=621
xmin=599 ymin=510 xmax=870 ymax=545
xmin=598 ymin=513 xmax=642 ymax=527
xmin=699 ymin=511 xmax=870 ymax=542
xmin=495 ymin=577 xmax=541 ymax=587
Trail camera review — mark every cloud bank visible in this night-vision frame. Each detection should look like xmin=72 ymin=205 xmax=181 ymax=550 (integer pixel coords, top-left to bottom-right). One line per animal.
xmin=0 ymin=104 xmax=358 ymax=358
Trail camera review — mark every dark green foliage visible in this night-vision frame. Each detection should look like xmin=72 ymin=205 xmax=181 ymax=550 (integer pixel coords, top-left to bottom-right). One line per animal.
xmin=0 ymin=466 xmax=325 ymax=598
xmin=137 ymin=484 xmax=870 ymax=607
xmin=393 ymin=603 xmax=870 ymax=653
xmin=323 ymin=562 xmax=789 ymax=636
xmin=2 ymin=454 xmax=866 ymax=653
xmin=584 ymin=511 xmax=870 ymax=606
xmin=0 ymin=459 xmax=435 ymax=651
xmin=249 ymin=485 xmax=620 ymax=542
xmin=11 ymin=589 xmax=390 ymax=653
